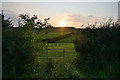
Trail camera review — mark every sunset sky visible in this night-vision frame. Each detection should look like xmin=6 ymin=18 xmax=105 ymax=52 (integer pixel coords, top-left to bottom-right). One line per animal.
xmin=1 ymin=2 xmax=118 ymax=28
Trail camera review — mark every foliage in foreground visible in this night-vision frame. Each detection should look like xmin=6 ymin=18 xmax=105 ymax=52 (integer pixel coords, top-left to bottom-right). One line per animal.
xmin=74 ymin=20 xmax=120 ymax=78
xmin=2 ymin=14 xmax=46 ymax=78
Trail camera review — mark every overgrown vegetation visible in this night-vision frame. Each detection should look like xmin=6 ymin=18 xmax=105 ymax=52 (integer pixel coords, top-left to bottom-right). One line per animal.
xmin=2 ymin=13 xmax=47 ymax=78
xmin=73 ymin=19 xmax=120 ymax=78
xmin=2 ymin=13 xmax=120 ymax=78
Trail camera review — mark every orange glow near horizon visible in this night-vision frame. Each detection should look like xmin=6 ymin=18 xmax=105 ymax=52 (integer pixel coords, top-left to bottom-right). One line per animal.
xmin=59 ymin=20 xmax=69 ymax=27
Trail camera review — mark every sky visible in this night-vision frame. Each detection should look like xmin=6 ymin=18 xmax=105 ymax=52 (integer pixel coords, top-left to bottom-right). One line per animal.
xmin=1 ymin=0 xmax=120 ymax=2
xmin=1 ymin=2 xmax=119 ymax=28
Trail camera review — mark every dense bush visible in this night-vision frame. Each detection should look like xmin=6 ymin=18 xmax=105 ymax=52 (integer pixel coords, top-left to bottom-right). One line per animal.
xmin=74 ymin=20 xmax=120 ymax=78
xmin=2 ymin=27 xmax=36 ymax=78
xmin=2 ymin=14 xmax=46 ymax=78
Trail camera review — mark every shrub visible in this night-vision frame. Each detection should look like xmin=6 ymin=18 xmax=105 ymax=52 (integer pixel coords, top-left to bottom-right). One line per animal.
xmin=73 ymin=21 xmax=120 ymax=77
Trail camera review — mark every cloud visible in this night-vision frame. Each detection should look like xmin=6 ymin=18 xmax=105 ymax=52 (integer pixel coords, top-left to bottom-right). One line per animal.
xmin=65 ymin=14 xmax=85 ymax=22
xmin=88 ymin=15 xmax=94 ymax=18
xmin=62 ymin=13 xmax=109 ymax=27
xmin=62 ymin=9 xmax=70 ymax=13
xmin=2 ymin=9 xmax=33 ymax=27
xmin=65 ymin=14 xmax=94 ymax=23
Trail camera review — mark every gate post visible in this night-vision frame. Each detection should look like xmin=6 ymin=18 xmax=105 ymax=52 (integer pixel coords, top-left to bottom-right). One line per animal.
xmin=46 ymin=49 xmax=49 ymax=62
xmin=63 ymin=49 xmax=64 ymax=64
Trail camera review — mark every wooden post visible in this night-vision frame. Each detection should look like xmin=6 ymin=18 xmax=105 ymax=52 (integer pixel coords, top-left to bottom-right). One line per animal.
xmin=118 ymin=1 xmax=120 ymax=20
xmin=46 ymin=49 xmax=48 ymax=62
xmin=46 ymin=44 xmax=49 ymax=62
xmin=2 ymin=10 xmax=3 ymax=15
xmin=63 ymin=49 xmax=64 ymax=64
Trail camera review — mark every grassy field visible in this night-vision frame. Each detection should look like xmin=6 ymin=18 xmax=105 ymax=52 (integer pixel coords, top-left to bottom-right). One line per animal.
xmin=35 ymin=28 xmax=77 ymax=64
xmin=35 ymin=43 xmax=78 ymax=65
xmin=39 ymin=28 xmax=75 ymax=43
xmin=29 ymin=42 xmax=79 ymax=78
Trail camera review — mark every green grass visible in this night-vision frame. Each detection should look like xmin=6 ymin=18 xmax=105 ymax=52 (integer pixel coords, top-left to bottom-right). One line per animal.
xmin=35 ymin=43 xmax=78 ymax=64
xmin=27 ymin=43 xmax=80 ymax=78
xmin=56 ymin=36 xmax=75 ymax=43
xmin=40 ymin=28 xmax=72 ymax=40
xmin=25 ymin=28 xmax=80 ymax=78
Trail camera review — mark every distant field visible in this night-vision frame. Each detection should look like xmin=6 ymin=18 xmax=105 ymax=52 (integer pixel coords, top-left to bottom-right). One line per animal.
xmin=39 ymin=28 xmax=75 ymax=43
xmin=56 ymin=36 xmax=75 ymax=43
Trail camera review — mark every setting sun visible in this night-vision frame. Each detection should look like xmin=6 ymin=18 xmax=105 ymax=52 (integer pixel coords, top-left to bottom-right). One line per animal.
xmin=59 ymin=20 xmax=69 ymax=27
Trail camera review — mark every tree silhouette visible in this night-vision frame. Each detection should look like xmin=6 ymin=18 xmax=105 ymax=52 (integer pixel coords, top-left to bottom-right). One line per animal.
xmin=1 ymin=11 xmax=13 ymax=28
xmin=18 ymin=13 xmax=53 ymax=28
